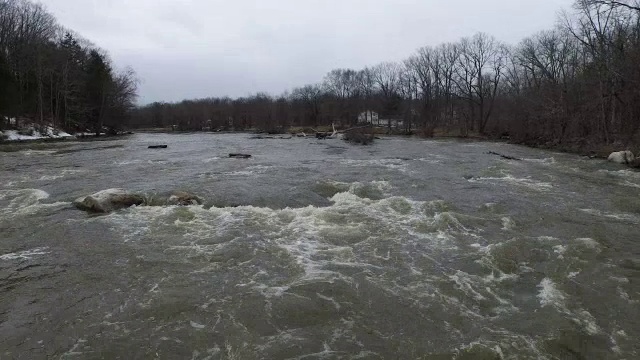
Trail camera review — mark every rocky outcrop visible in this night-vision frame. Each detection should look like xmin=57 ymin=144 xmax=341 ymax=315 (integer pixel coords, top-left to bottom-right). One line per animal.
xmin=608 ymin=150 xmax=635 ymax=164
xmin=73 ymin=189 xmax=144 ymax=213
xmin=73 ymin=189 xmax=204 ymax=213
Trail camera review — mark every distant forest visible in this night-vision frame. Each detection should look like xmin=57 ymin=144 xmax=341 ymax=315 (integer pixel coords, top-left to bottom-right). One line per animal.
xmin=2 ymin=0 xmax=640 ymax=149
xmin=0 ymin=0 xmax=137 ymax=133
xmin=132 ymin=0 xmax=640 ymax=148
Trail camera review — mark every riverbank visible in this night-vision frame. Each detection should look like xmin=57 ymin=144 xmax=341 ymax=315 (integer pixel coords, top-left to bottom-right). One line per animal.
xmin=509 ymin=138 xmax=639 ymax=160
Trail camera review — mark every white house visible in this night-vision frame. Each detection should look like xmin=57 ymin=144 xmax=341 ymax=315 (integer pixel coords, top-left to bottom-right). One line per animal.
xmin=359 ymin=110 xmax=404 ymax=128
xmin=358 ymin=111 xmax=379 ymax=124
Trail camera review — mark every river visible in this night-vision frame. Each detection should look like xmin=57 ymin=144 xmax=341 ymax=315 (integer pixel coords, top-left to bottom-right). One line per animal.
xmin=0 ymin=133 xmax=638 ymax=359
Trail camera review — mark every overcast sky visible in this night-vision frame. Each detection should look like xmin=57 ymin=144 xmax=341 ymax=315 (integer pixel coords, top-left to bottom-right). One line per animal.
xmin=43 ymin=0 xmax=575 ymax=104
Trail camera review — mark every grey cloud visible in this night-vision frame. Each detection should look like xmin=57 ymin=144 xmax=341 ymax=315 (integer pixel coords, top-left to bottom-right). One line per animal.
xmin=43 ymin=0 xmax=575 ymax=104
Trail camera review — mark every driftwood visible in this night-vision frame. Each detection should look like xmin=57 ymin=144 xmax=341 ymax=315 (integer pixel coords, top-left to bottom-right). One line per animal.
xmin=229 ymin=153 xmax=252 ymax=159
xmin=487 ymin=151 xmax=521 ymax=161
xmin=251 ymin=135 xmax=291 ymax=140
xmin=315 ymin=123 xmax=341 ymax=139
xmin=148 ymin=145 xmax=168 ymax=149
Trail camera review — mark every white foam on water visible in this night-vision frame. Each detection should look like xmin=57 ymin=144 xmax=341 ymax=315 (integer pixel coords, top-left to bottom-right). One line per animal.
xmin=574 ymin=237 xmax=601 ymax=250
xmin=99 ymin=182 xmax=477 ymax=292
xmin=598 ymin=168 xmax=640 ymax=179
xmin=202 ymin=157 xmax=221 ymax=163
xmin=35 ymin=169 xmax=85 ymax=182
xmin=619 ymin=180 xmax=640 ymax=189
xmin=468 ymin=174 xmax=553 ymax=191
xmin=537 ymin=278 xmax=566 ymax=309
xmin=0 ymin=247 xmax=50 ymax=261
xmin=100 ymin=205 xmax=178 ymax=242
xmin=609 ymin=276 xmax=629 ymax=284
xmin=579 ymin=208 xmax=640 ymax=223
xmin=524 ymin=157 xmax=556 ymax=165
xmin=19 ymin=149 xmax=58 ymax=156
xmin=568 ymin=271 xmax=580 ymax=279
xmin=553 ymin=245 xmax=567 ymax=258
xmin=537 ymin=278 xmax=602 ymax=335
xmin=222 ymin=170 xmax=257 ymax=176
xmin=449 ymin=271 xmax=488 ymax=301
xmin=113 ymin=159 xmax=143 ymax=166
xmin=190 ymin=321 xmax=206 ymax=330
xmin=574 ymin=309 xmax=600 ymax=335
xmin=537 ymin=236 xmax=560 ymax=242
xmin=93 ymin=180 xmax=571 ymax=346
xmin=316 ymin=293 xmax=341 ymax=311
xmin=501 ymin=217 xmax=515 ymax=231
xmin=416 ymin=154 xmax=445 ymax=164
xmin=0 ymin=188 xmax=67 ymax=218
xmin=60 ymin=339 xmax=88 ymax=358
xmin=37 ymin=174 xmax=64 ymax=181
xmin=340 ymin=158 xmax=408 ymax=172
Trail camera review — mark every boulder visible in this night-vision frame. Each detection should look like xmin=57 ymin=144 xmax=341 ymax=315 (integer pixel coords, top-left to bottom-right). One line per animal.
xmin=167 ymin=191 xmax=202 ymax=206
xmin=607 ymin=150 xmax=635 ymax=164
xmin=73 ymin=189 xmax=144 ymax=213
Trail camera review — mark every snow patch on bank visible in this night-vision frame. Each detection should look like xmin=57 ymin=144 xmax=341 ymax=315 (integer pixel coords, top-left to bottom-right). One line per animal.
xmin=1 ymin=126 xmax=73 ymax=141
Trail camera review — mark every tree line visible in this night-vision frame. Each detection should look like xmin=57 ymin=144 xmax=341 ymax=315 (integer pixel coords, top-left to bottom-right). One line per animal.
xmin=0 ymin=0 xmax=137 ymax=134
xmin=132 ymin=0 xmax=640 ymax=149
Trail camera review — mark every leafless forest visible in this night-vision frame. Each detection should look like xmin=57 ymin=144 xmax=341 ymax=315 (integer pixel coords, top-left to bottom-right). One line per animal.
xmin=2 ymin=0 xmax=640 ymax=150
xmin=0 ymin=0 xmax=137 ymax=134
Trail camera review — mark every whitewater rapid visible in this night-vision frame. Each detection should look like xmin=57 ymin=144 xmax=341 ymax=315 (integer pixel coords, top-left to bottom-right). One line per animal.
xmin=0 ymin=134 xmax=638 ymax=359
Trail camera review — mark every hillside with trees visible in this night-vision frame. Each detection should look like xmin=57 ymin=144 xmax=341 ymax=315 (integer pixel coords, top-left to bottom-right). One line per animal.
xmin=0 ymin=0 xmax=138 ymax=135
xmin=132 ymin=0 xmax=640 ymax=153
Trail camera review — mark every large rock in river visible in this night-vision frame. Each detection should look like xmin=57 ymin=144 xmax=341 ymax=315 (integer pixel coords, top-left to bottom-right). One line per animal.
xmin=608 ymin=150 xmax=635 ymax=164
xmin=73 ymin=189 xmax=144 ymax=213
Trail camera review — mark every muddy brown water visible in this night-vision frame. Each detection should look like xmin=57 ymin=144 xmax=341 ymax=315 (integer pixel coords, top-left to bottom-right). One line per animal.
xmin=0 ymin=133 xmax=638 ymax=359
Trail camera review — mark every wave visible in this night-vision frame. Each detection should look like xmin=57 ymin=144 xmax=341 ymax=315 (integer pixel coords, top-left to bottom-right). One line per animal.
xmin=0 ymin=247 xmax=50 ymax=261
xmin=468 ymin=174 xmax=553 ymax=191
xmin=0 ymin=188 xmax=68 ymax=218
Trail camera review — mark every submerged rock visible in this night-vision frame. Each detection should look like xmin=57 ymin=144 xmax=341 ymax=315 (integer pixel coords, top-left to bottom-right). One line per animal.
xmin=166 ymin=191 xmax=202 ymax=206
xmin=73 ymin=189 xmax=144 ymax=213
xmin=628 ymin=158 xmax=640 ymax=168
xmin=608 ymin=150 xmax=634 ymax=164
